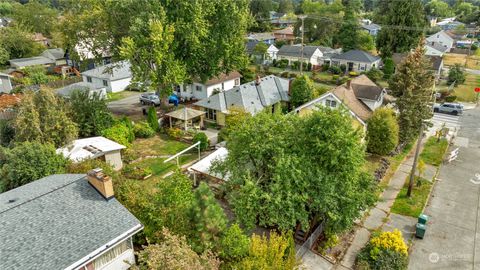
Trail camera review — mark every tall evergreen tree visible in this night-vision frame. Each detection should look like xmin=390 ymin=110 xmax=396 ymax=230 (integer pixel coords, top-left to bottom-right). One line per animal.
xmin=278 ymin=0 xmax=294 ymax=13
xmin=389 ymin=40 xmax=435 ymax=143
xmin=336 ymin=0 xmax=362 ymax=50
xmin=375 ymin=0 xmax=426 ymax=57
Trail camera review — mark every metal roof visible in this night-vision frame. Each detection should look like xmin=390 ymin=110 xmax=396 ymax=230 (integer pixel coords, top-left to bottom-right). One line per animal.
xmin=0 ymin=174 xmax=142 ymax=270
xmin=9 ymin=56 xmax=54 ymax=67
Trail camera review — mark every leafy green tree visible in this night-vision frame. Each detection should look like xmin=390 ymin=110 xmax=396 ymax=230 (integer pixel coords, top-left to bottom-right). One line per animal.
xmin=63 ymin=0 xmax=249 ymax=88
xmin=448 ymin=64 xmax=466 ymax=85
xmin=0 ymin=120 xmax=14 ymax=147
xmin=22 ymin=65 xmax=50 ymax=85
xmin=213 ymin=109 xmax=376 ymax=233
xmin=366 ymin=108 xmax=399 ymax=155
xmin=425 ymin=0 xmax=454 ymax=18
xmin=11 ymin=0 xmax=58 ymax=35
xmin=357 ymin=30 xmax=375 ymax=51
xmin=383 ymin=57 xmax=395 ymax=79
xmin=290 ymin=75 xmax=315 ymax=107
xmin=0 ymin=26 xmax=46 ymax=59
xmin=375 ymin=0 xmax=426 ymax=57
xmin=0 ymin=2 xmax=13 ymax=16
xmin=389 ymin=40 xmax=434 ymax=143
xmin=219 ymin=223 xmax=250 ymax=262
xmin=147 ymin=106 xmax=159 ymax=131
xmin=68 ymin=90 xmax=114 ymax=137
xmin=134 ymin=228 xmax=220 ymax=270
xmin=14 ymin=88 xmax=78 ymax=148
xmin=193 ymin=132 xmax=209 ymax=151
xmin=189 ymin=182 xmax=228 ymax=253
xmin=0 ymin=142 xmax=67 ymax=192
xmin=253 ymin=42 xmax=269 ymax=61
xmin=233 ymin=232 xmax=298 ymax=270
xmin=0 ymin=46 xmax=9 ymax=65
xmin=278 ymin=0 xmax=294 ymax=13
xmin=365 ymin=68 xmax=384 ymax=82
xmin=299 ymin=0 xmax=344 ymax=46
xmin=101 ymin=120 xmax=134 ymax=147
xmin=336 ymin=0 xmax=362 ymax=50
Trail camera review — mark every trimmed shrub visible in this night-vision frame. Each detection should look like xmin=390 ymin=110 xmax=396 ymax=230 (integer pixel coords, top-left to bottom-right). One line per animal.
xmin=356 ymin=229 xmax=408 ymax=270
xmin=307 ymin=62 xmax=312 ymax=71
xmin=193 ymin=132 xmax=209 ymax=151
xmin=166 ymin=127 xmax=183 ymax=139
xmin=277 ymin=59 xmax=289 ymax=69
xmin=365 ymin=68 xmax=384 ymax=82
xmin=102 ymin=122 xmax=133 ymax=147
xmin=339 ymin=64 xmax=347 ymax=73
xmin=328 ymin=65 xmax=342 ymax=75
xmin=367 ymin=108 xmax=399 ymax=155
xmin=147 ymin=106 xmax=159 ymax=131
xmin=134 ymin=121 xmax=155 ymax=138
xmin=349 ymin=71 xmax=359 ymax=77
xmin=445 ymin=95 xmax=457 ymax=102
xmin=290 ymin=75 xmax=315 ymax=107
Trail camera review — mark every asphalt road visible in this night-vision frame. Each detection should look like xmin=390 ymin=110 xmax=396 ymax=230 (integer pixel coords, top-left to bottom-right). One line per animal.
xmin=107 ymin=92 xmax=142 ymax=117
xmin=409 ymin=106 xmax=480 ymax=269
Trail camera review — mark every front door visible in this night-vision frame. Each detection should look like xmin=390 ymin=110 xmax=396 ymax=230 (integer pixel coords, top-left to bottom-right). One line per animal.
xmin=348 ymin=62 xmax=354 ymax=71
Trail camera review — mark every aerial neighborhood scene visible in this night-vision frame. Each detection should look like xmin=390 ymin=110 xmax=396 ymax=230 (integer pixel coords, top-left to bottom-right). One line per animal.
xmin=1 ymin=0 xmax=480 ymax=269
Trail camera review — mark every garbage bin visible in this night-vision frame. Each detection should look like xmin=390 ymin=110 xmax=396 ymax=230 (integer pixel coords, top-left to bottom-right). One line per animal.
xmin=416 ymin=223 xmax=427 ymax=239
xmin=418 ymin=214 xmax=429 ymax=225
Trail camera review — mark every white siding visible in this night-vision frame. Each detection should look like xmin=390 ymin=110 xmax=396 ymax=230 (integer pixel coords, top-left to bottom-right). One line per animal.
xmin=0 ymin=76 xmax=12 ymax=93
xmin=110 ymin=78 xmax=131 ymax=93
xmin=178 ymin=78 xmax=240 ymax=100
xmin=104 ymin=150 xmax=123 ymax=171
xmin=426 ymin=32 xmax=454 ymax=50
xmin=332 ymin=59 xmax=381 ymax=72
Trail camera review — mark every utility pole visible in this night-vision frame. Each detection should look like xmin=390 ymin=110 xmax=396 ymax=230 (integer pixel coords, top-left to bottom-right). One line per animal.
xmin=407 ymin=123 xmax=424 ymax=197
xmin=298 ymin=15 xmax=307 ymax=74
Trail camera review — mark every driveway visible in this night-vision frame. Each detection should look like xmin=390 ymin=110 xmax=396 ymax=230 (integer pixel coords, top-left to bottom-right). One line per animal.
xmin=107 ymin=92 xmax=143 ymax=117
xmin=409 ymin=106 xmax=480 ymax=269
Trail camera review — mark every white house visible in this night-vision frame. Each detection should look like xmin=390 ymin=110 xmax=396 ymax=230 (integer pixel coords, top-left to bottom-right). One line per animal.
xmin=81 ymin=61 xmax=132 ymax=93
xmin=0 ymin=171 xmax=143 ymax=270
xmin=176 ymin=71 xmax=242 ymax=100
xmin=331 ymin=50 xmax=381 ymax=72
xmin=426 ymin=31 xmax=454 ymax=52
xmin=425 ymin=43 xmax=449 ymax=56
xmin=57 ymin=136 xmax=126 ymax=170
xmin=277 ymin=45 xmax=324 ymax=68
xmin=0 ymin=72 xmax=13 ymax=93
xmin=361 ymin=22 xmax=381 ymax=36
xmin=246 ymin=41 xmax=279 ymax=64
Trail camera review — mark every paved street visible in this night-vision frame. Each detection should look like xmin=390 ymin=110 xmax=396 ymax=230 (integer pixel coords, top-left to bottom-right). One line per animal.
xmin=107 ymin=92 xmax=143 ymax=117
xmin=409 ymin=106 xmax=480 ymax=269
xmin=426 ymin=112 xmax=462 ymax=138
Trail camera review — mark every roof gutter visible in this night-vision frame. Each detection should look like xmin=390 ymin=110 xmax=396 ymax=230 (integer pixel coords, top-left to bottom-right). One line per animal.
xmin=65 ymin=223 xmax=143 ymax=270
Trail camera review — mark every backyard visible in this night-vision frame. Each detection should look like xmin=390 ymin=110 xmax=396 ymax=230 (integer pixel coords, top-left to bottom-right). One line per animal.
xmin=453 ymin=73 xmax=480 ymax=102
xmin=444 ymin=53 xmax=480 ymax=70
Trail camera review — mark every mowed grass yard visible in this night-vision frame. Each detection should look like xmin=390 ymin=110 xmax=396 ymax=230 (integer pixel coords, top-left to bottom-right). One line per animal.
xmin=420 ymin=137 xmax=449 ymax=166
xmin=391 ymin=177 xmax=432 ymax=217
xmin=444 ymin=53 xmax=480 ymax=70
xmin=453 ymin=73 xmax=480 ymax=102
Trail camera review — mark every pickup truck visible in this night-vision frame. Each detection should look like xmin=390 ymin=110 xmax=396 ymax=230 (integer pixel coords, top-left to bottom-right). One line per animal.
xmin=433 ymin=103 xmax=464 ymax=115
xmin=139 ymin=92 xmax=161 ymax=106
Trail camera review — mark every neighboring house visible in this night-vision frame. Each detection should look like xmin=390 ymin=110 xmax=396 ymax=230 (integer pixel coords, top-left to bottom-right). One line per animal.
xmin=331 ymin=50 xmax=381 ymax=72
xmin=361 ymin=23 xmax=381 ymax=36
xmin=9 ymin=48 xmax=66 ymax=69
xmin=426 ymin=31 xmax=454 ymax=52
xmin=247 ymin=32 xmax=276 ymax=45
xmin=56 ymin=81 xmax=107 ymax=99
xmin=425 ymin=43 xmax=449 ymax=56
xmin=0 ymin=171 xmax=143 ymax=270
xmin=437 ymin=20 xmax=464 ymax=31
xmin=270 ymin=12 xmax=296 ymax=28
xmin=81 ymin=61 xmax=132 ymax=93
xmin=246 ymin=41 xmax=278 ymax=64
xmin=194 ymin=75 xmax=289 ymax=126
xmin=294 ymin=75 xmax=386 ymax=128
xmin=176 ymin=71 xmax=242 ymax=100
xmin=392 ymin=53 xmax=444 ymax=79
xmin=67 ymin=40 xmax=112 ymax=71
xmin=57 ymin=136 xmax=126 ymax=170
xmin=273 ymin=26 xmax=295 ymax=44
xmin=32 ymin=33 xmax=49 ymax=47
xmin=0 ymin=72 xmax=13 ymax=93
xmin=277 ymin=45 xmax=323 ymax=68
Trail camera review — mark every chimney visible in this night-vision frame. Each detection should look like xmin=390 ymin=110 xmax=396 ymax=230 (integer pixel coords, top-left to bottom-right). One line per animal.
xmin=87 ymin=168 xmax=114 ymax=200
xmin=255 ymin=75 xmax=261 ymax=85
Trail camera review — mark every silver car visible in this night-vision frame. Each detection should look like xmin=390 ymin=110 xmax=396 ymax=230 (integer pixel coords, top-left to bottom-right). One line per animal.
xmin=433 ymin=103 xmax=464 ymax=115
xmin=139 ymin=92 xmax=160 ymax=106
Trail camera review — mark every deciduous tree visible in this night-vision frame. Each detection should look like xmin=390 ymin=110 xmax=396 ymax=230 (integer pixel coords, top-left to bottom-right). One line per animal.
xmin=448 ymin=63 xmax=466 ymax=85
xmin=0 ymin=26 xmax=46 ymax=59
xmin=290 ymin=75 xmax=315 ymax=107
xmin=68 ymin=90 xmax=113 ymax=137
xmin=389 ymin=40 xmax=434 ymax=143
xmin=366 ymin=108 xmax=399 ymax=155
xmin=11 ymin=1 xmax=58 ymax=35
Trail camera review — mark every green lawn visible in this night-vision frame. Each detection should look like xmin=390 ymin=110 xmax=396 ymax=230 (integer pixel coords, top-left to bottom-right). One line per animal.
xmin=420 ymin=137 xmax=449 ymax=166
xmin=453 ymin=74 xmax=480 ymax=102
xmin=107 ymin=90 xmax=138 ymax=102
xmin=129 ymin=134 xmax=192 ymax=158
xmin=135 ymin=154 xmax=196 ymax=176
xmin=391 ymin=177 xmax=432 ymax=217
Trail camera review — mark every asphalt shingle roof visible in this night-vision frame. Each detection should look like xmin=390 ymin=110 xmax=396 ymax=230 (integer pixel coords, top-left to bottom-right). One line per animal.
xmin=194 ymin=75 xmax=289 ymax=114
xmin=332 ymin=50 xmax=381 ymax=63
xmin=350 ymin=75 xmax=384 ymax=101
xmin=278 ymin=45 xmax=320 ymax=59
xmin=82 ymin=61 xmax=132 ymax=80
xmin=0 ymin=174 xmax=142 ymax=270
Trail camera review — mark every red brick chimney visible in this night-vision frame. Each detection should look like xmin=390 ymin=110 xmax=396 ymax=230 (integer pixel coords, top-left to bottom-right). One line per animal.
xmin=87 ymin=168 xmax=114 ymax=200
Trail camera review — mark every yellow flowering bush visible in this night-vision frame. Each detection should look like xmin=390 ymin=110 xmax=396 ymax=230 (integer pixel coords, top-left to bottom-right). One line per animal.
xmin=369 ymin=229 xmax=408 ymax=258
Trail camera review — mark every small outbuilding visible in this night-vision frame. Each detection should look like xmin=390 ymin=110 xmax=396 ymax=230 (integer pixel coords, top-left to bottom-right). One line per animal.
xmin=165 ymin=107 xmax=206 ymax=130
xmin=57 ymin=136 xmax=126 ymax=170
xmin=188 ymin=147 xmax=229 ymax=188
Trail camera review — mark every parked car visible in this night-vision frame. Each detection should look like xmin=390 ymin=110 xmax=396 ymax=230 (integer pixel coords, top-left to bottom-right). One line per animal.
xmin=433 ymin=103 xmax=464 ymax=115
xmin=140 ymin=92 xmax=160 ymax=106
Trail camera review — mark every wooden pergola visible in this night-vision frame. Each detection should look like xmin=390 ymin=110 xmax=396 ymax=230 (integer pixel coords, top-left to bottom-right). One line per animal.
xmin=165 ymin=107 xmax=206 ymax=130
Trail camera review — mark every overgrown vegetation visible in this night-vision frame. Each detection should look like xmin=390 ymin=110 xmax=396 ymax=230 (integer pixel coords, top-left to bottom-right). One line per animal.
xmin=391 ymin=177 xmax=432 ymax=217
xmin=420 ymin=137 xmax=449 ymax=166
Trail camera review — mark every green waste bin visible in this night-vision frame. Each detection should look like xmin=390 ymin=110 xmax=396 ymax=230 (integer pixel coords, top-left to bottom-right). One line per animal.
xmin=418 ymin=214 xmax=429 ymax=225
xmin=416 ymin=223 xmax=426 ymax=239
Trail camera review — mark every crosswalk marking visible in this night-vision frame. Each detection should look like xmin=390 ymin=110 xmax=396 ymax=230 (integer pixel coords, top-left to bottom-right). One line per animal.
xmin=426 ymin=113 xmax=462 ymax=138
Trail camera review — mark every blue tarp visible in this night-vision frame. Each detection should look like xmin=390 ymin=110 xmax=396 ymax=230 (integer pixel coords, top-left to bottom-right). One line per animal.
xmin=168 ymin=94 xmax=179 ymax=106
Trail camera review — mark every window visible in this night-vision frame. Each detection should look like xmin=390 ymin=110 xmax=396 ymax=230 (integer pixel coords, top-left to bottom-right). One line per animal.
xmin=196 ymin=85 xmax=203 ymax=92
xmin=206 ymin=109 xmax=216 ymax=121
xmin=326 ymin=99 xmax=337 ymax=108
xmin=102 ymin=80 xmax=108 ymax=87
xmin=86 ymin=76 xmax=92 ymax=83
xmin=234 ymin=78 xmax=240 ymax=86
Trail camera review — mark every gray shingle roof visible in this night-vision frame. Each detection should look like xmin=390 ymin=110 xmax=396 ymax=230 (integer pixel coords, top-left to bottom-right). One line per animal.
xmin=278 ymin=45 xmax=320 ymax=59
xmin=332 ymin=50 xmax=381 ymax=63
xmin=9 ymin=56 xmax=55 ymax=68
xmin=82 ymin=61 xmax=132 ymax=80
xmin=0 ymin=174 xmax=142 ymax=270
xmin=194 ymin=75 xmax=289 ymax=114
xmin=42 ymin=48 xmax=65 ymax=60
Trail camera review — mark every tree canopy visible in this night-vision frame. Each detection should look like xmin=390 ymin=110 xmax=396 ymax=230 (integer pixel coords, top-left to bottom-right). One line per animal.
xmin=366 ymin=108 xmax=399 ymax=155
xmin=213 ymin=109 xmax=376 ymax=234
xmin=290 ymin=75 xmax=315 ymax=108
xmin=68 ymin=90 xmax=113 ymax=137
